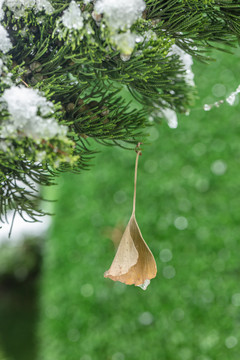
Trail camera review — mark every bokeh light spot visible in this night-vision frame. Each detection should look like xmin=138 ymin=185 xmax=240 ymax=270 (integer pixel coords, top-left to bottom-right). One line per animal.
xmin=138 ymin=312 xmax=154 ymax=326
xmin=195 ymin=178 xmax=209 ymax=193
xmin=225 ymin=336 xmax=238 ymax=349
xmin=200 ymin=330 xmax=219 ymax=350
xmin=112 ymin=352 xmax=125 ymax=360
xmin=81 ymin=355 xmax=92 ymax=360
xmin=179 ymin=347 xmax=192 ymax=360
xmin=192 ymin=142 xmax=206 ymax=156
xmin=159 ymin=248 xmax=173 ymax=262
xmin=211 ymin=160 xmax=227 ymax=175
xmin=114 ymin=190 xmax=127 ymax=204
xmin=212 ymin=83 xmax=226 ymax=97
xmin=172 ymin=308 xmax=185 ymax=322
xmin=163 ymin=265 xmax=176 ymax=279
xmin=174 ymin=216 xmax=188 ymax=230
xmin=231 ymin=293 xmax=240 ymax=307
xmin=81 ymin=284 xmax=94 ymax=297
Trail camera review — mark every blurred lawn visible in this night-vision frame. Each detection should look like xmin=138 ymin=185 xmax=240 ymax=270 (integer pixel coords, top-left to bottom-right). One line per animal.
xmin=37 ymin=47 xmax=240 ymax=360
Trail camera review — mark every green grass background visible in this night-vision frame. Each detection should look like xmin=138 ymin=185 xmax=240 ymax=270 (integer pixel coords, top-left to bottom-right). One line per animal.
xmin=37 ymin=47 xmax=240 ymax=360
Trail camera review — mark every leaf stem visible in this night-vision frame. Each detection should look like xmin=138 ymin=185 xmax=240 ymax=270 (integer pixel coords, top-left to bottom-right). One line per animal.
xmin=132 ymin=143 xmax=142 ymax=215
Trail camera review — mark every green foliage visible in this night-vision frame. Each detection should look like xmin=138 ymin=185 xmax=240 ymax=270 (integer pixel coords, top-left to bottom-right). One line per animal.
xmin=146 ymin=0 xmax=240 ymax=45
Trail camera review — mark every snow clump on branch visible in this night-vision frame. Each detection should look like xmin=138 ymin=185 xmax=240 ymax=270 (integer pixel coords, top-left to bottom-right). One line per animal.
xmin=0 ymin=24 xmax=12 ymax=53
xmin=61 ymin=1 xmax=84 ymax=30
xmin=0 ymin=0 xmax=54 ymax=53
xmin=0 ymin=86 xmax=68 ymax=140
xmin=0 ymin=0 xmax=13 ymax=53
xmin=0 ymin=0 xmax=4 ymax=20
xmin=93 ymin=0 xmax=146 ymax=60
xmin=94 ymin=0 xmax=146 ymax=31
xmin=3 ymin=0 xmax=54 ymax=18
xmin=161 ymin=108 xmax=178 ymax=129
xmin=169 ymin=45 xmax=195 ymax=87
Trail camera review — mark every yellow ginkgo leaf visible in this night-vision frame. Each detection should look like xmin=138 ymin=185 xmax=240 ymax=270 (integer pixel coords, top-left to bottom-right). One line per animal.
xmin=104 ymin=213 xmax=157 ymax=286
xmin=104 ymin=145 xmax=157 ymax=289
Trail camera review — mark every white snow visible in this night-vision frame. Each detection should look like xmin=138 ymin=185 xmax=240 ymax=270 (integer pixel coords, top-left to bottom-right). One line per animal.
xmin=151 ymin=101 xmax=178 ymax=129
xmin=92 ymin=0 xmax=146 ymax=61
xmin=0 ymin=58 xmax=3 ymax=75
xmin=4 ymin=0 xmax=53 ymax=18
xmin=0 ymin=24 xmax=12 ymax=53
xmin=169 ymin=44 xmax=195 ymax=87
xmin=61 ymin=1 xmax=84 ymax=30
xmin=0 ymin=86 xmax=68 ymax=140
xmin=0 ymin=0 xmax=4 ymax=20
xmin=35 ymin=0 xmax=53 ymax=14
xmin=113 ymin=31 xmax=136 ymax=56
xmin=94 ymin=0 xmax=145 ymax=31
xmin=203 ymin=104 xmax=211 ymax=111
xmin=161 ymin=107 xmax=178 ymax=129
xmin=203 ymin=84 xmax=240 ymax=111
xmin=226 ymin=93 xmax=236 ymax=106
xmin=226 ymin=85 xmax=240 ymax=105
xmin=143 ymin=30 xmax=157 ymax=42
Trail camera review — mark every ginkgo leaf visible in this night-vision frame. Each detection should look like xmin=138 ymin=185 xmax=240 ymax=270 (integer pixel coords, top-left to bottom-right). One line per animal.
xmin=104 ymin=144 xmax=157 ymax=289
xmin=104 ymin=213 xmax=157 ymax=286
